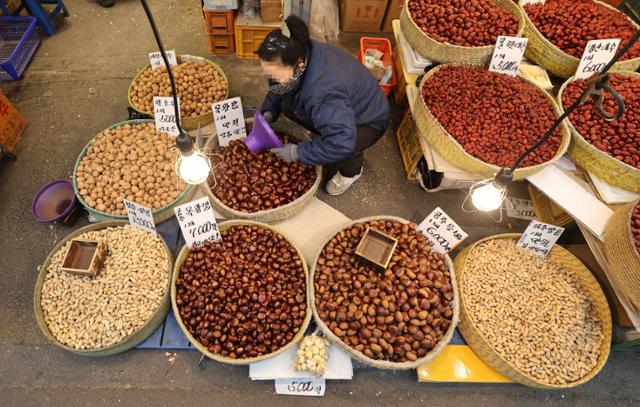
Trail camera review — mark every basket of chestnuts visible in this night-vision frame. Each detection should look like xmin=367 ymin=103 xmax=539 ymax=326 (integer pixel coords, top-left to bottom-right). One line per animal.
xmin=171 ymin=220 xmax=312 ymax=364
xmin=128 ymin=54 xmax=229 ymax=130
xmin=310 ymin=216 xmax=459 ymax=369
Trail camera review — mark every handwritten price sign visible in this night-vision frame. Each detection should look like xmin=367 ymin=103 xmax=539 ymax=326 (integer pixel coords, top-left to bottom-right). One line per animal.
xmin=575 ymin=39 xmax=620 ymax=80
xmin=153 ymin=96 xmax=180 ymax=137
xmin=418 ymin=207 xmax=468 ymax=254
xmin=124 ymin=200 xmax=156 ymax=235
xmin=212 ymin=96 xmax=246 ymax=147
xmin=275 ymin=378 xmax=325 ymax=397
xmin=489 ymin=36 xmax=528 ymax=77
xmin=148 ymin=50 xmax=177 ymax=70
xmin=516 ymin=220 xmax=565 ymax=257
xmin=174 ymin=197 xmax=221 ymax=249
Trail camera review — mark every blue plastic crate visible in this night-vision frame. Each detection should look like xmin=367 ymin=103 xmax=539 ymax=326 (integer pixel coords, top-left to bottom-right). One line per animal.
xmin=0 ymin=16 xmax=40 ymax=81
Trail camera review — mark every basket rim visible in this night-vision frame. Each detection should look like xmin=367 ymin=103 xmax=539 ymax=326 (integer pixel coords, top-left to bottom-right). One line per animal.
xmin=557 ymin=71 xmax=640 ymax=175
xmin=127 ymin=54 xmax=230 ymax=120
xmin=417 ymin=63 xmax=571 ymax=176
xmin=33 ymin=221 xmax=174 ymax=355
xmin=456 ymin=233 xmax=612 ymax=389
xmin=72 ymin=119 xmax=196 ymax=220
xmin=308 ymin=215 xmax=460 ymax=369
xmin=170 ymin=219 xmax=313 ymax=364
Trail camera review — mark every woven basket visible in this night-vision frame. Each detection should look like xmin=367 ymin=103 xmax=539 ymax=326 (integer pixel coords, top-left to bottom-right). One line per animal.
xmin=72 ymin=119 xmax=197 ymax=223
xmin=399 ymin=0 xmax=525 ymax=64
xmin=170 ymin=220 xmax=312 ymax=365
xmin=521 ymin=0 xmax=640 ymax=78
xmin=604 ymin=200 xmax=640 ymax=313
xmin=414 ymin=64 xmax=571 ymax=180
xmin=127 ymin=55 xmax=229 ymax=130
xmin=557 ymin=72 xmax=640 ymax=192
xmin=309 ymin=216 xmax=460 ymax=370
xmin=202 ymin=117 xmax=322 ymax=223
xmin=455 ymin=233 xmax=612 ymax=389
xmin=33 ymin=221 xmax=174 ymax=357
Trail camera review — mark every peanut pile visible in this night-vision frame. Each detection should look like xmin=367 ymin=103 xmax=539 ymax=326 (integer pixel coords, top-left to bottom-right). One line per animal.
xmin=462 ymin=239 xmax=604 ymax=385
xmin=40 ymin=226 xmax=170 ymax=350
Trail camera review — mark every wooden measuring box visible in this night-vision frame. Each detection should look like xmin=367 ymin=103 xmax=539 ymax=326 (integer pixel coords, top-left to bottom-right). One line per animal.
xmin=61 ymin=239 xmax=108 ymax=277
xmin=355 ymin=227 xmax=398 ymax=271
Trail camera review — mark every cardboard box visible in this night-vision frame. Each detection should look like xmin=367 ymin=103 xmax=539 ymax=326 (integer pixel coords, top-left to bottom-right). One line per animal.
xmin=340 ymin=0 xmax=388 ymax=32
xmin=260 ymin=0 xmax=282 ymax=23
xmin=0 ymin=91 xmax=27 ymax=154
xmin=381 ymin=0 xmax=404 ymax=32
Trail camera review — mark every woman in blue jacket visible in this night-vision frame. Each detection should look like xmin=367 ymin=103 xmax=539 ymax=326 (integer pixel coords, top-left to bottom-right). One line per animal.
xmin=258 ymin=16 xmax=390 ymax=196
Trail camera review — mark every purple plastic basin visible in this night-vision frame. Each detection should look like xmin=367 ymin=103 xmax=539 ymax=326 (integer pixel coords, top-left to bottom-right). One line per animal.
xmin=32 ymin=180 xmax=78 ymax=222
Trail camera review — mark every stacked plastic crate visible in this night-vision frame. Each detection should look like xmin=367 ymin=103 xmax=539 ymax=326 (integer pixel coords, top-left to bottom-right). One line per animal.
xmin=203 ymin=0 xmax=238 ymax=54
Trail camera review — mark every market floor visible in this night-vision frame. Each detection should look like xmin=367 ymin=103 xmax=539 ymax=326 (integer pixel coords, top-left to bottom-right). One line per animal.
xmin=0 ymin=1 xmax=638 ymax=406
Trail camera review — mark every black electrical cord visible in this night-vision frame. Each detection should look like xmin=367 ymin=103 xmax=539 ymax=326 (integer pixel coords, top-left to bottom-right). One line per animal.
xmin=139 ymin=0 xmax=193 ymax=154
xmin=507 ymin=28 xmax=640 ymax=175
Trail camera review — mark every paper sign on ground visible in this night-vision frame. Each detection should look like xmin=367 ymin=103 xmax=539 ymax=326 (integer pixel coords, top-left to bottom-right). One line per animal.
xmin=212 ymin=96 xmax=246 ymax=147
xmin=418 ymin=207 xmax=468 ymax=253
xmin=489 ymin=36 xmax=528 ymax=77
xmin=153 ymin=96 xmax=180 ymax=137
xmin=275 ymin=378 xmax=325 ymax=397
xmin=575 ymin=39 xmax=620 ymax=80
xmin=517 ymin=220 xmax=564 ymax=257
xmin=506 ymin=198 xmax=536 ymax=221
xmin=124 ymin=200 xmax=156 ymax=235
xmin=149 ymin=50 xmax=177 ymax=69
xmin=174 ymin=197 xmax=221 ymax=249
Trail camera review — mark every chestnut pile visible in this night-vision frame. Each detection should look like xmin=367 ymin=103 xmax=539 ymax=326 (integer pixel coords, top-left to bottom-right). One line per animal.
xmin=408 ymin=0 xmax=518 ymax=47
xmin=175 ymin=225 xmax=307 ymax=359
xmin=632 ymin=203 xmax=640 ymax=254
xmin=210 ymin=137 xmax=317 ymax=212
xmin=562 ymin=74 xmax=640 ymax=169
xmin=422 ymin=66 xmax=562 ymax=168
xmin=525 ymin=0 xmax=640 ymax=60
xmin=314 ymin=220 xmax=455 ymax=363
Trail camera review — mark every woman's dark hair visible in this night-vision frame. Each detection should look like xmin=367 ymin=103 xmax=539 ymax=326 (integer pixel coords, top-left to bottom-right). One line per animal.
xmin=257 ymin=15 xmax=310 ymax=66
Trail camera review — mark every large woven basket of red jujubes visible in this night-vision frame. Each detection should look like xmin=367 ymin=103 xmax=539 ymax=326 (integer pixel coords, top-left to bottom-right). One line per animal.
xmin=521 ymin=0 xmax=640 ymax=78
xmin=414 ymin=64 xmax=571 ymax=180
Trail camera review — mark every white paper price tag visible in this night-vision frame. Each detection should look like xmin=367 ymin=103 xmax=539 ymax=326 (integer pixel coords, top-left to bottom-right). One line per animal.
xmin=174 ymin=197 xmax=221 ymax=249
xmin=124 ymin=200 xmax=156 ymax=235
xmin=516 ymin=220 xmax=565 ymax=257
xmin=275 ymin=378 xmax=325 ymax=397
xmin=153 ymin=96 xmax=180 ymax=137
xmin=148 ymin=50 xmax=177 ymax=69
xmin=575 ymin=39 xmax=620 ymax=80
xmin=506 ymin=198 xmax=537 ymax=221
xmin=417 ymin=207 xmax=468 ymax=254
xmin=489 ymin=36 xmax=528 ymax=77
xmin=212 ymin=96 xmax=247 ymax=147
xmin=519 ymin=0 xmax=545 ymax=6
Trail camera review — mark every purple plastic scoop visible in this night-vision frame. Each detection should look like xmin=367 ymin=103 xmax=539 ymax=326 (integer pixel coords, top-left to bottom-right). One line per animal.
xmin=244 ymin=111 xmax=284 ymax=153
xmin=32 ymin=180 xmax=78 ymax=222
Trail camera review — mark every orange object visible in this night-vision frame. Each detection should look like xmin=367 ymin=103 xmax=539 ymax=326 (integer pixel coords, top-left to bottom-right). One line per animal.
xmin=417 ymin=345 xmax=513 ymax=383
xmin=203 ymin=8 xmax=236 ymax=34
xmin=358 ymin=37 xmax=396 ymax=97
xmin=208 ymin=33 xmax=236 ymax=54
xmin=0 ymin=91 xmax=27 ymax=154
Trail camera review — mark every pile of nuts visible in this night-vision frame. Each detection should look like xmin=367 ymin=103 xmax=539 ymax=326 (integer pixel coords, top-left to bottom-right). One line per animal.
xmin=210 ymin=137 xmax=317 ymax=212
xmin=314 ymin=220 xmax=455 ymax=363
xmin=175 ymin=225 xmax=307 ymax=359
xmin=407 ymin=0 xmax=519 ymax=46
xmin=525 ymin=0 xmax=640 ymax=59
xmin=422 ymin=66 xmax=563 ymax=168
xmin=130 ymin=61 xmax=228 ymax=117
xmin=562 ymin=74 xmax=640 ymax=169
xmin=462 ymin=239 xmax=604 ymax=385
xmin=40 ymin=226 xmax=170 ymax=350
xmin=76 ymin=122 xmax=187 ymax=215
xmin=294 ymin=335 xmax=330 ymax=376
xmin=632 ymin=202 xmax=640 ymax=254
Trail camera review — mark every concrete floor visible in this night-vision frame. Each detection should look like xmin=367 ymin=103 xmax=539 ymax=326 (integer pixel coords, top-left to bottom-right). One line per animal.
xmin=0 ymin=0 xmax=638 ymax=405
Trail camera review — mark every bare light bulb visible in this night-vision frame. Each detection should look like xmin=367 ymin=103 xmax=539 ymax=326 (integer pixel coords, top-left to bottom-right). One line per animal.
xmin=177 ymin=151 xmax=211 ymax=184
xmin=470 ymin=181 xmax=506 ymax=212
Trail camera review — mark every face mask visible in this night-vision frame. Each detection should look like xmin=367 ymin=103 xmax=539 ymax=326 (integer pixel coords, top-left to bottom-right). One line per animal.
xmin=267 ymin=58 xmax=307 ymax=96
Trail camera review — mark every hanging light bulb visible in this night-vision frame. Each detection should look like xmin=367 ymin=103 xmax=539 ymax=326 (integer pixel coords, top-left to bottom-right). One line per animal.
xmin=176 ymin=149 xmax=211 ymax=185
xmin=468 ymin=169 xmax=512 ymax=212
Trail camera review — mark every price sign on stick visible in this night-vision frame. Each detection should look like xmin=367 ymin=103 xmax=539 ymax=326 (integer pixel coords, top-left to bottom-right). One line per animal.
xmin=506 ymin=198 xmax=537 ymax=221
xmin=153 ymin=96 xmax=180 ymax=137
xmin=275 ymin=378 xmax=325 ymax=397
xmin=517 ymin=220 xmax=565 ymax=257
xmin=575 ymin=39 xmax=620 ymax=80
xmin=489 ymin=36 xmax=528 ymax=77
xmin=212 ymin=96 xmax=246 ymax=147
xmin=174 ymin=197 xmax=221 ymax=249
xmin=148 ymin=50 xmax=177 ymax=69
xmin=124 ymin=200 xmax=156 ymax=235
xmin=519 ymin=0 xmax=545 ymax=6
xmin=418 ymin=207 xmax=468 ymax=254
